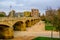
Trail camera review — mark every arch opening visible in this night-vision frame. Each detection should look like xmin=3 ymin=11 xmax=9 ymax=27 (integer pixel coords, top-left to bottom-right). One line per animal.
xmin=34 ymin=19 xmax=37 ymax=24
xmin=0 ymin=24 xmax=13 ymax=39
xmin=13 ymin=21 xmax=23 ymax=31
xmin=35 ymin=19 xmax=39 ymax=23
xmin=31 ymin=20 xmax=34 ymax=25
xmin=25 ymin=20 xmax=30 ymax=27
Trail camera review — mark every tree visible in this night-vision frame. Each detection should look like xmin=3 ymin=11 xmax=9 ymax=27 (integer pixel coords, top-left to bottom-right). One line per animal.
xmin=0 ymin=12 xmax=6 ymax=17
xmin=45 ymin=8 xmax=57 ymax=38
xmin=56 ymin=8 xmax=60 ymax=38
xmin=48 ymin=8 xmax=60 ymax=38
xmin=0 ymin=14 xmax=5 ymax=17
xmin=41 ymin=13 xmax=45 ymax=21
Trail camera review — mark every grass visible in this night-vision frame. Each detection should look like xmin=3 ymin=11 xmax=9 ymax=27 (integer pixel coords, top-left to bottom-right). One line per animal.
xmin=45 ymin=26 xmax=56 ymax=30
xmin=32 ymin=37 xmax=60 ymax=40
xmin=45 ymin=23 xmax=56 ymax=30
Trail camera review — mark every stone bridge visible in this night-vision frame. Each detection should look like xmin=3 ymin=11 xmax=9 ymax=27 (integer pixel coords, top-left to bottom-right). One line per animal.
xmin=0 ymin=17 xmax=40 ymax=39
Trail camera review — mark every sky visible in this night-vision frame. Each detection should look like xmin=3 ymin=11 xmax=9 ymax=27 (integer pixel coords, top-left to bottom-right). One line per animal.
xmin=0 ymin=0 xmax=60 ymax=15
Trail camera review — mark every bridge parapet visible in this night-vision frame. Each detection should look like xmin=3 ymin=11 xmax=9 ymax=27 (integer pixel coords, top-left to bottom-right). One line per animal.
xmin=0 ymin=17 xmax=40 ymax=21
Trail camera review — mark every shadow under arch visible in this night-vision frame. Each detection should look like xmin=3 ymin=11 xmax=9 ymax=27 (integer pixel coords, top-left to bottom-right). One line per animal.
xmin=0 ymin=24 xmax=13 ymax=39
xmin=34 ymin=19 xmax=38 ymax=24
xmin=25 ymin=20 xmax=30 ymax=27
xmin=13 ymin=21 xmax=23 ymax=31
xmin=31 ymin=19 xmax=34 ymax=25
xmin=0 ymin=24 xmax=9 ymax=32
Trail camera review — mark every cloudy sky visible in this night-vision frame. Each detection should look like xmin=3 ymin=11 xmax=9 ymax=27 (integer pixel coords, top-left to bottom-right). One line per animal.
xmin=0 ymin=0 xmax=60 ymax=15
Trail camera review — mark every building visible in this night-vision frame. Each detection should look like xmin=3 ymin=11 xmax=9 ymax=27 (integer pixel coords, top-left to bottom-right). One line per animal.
xmin=15 ymin=12 xmax=24 ymax=17
xmin=8 ymin=10 xmax=15 ymax=17
xmin=31 ymin=9 xmax=39 ymax=17
xmin=24 ymin=11 xmax=31 ymax=17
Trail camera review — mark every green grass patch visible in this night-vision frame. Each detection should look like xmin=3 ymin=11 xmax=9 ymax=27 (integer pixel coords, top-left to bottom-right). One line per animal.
xmin=45 ymin=23 xmax=56 ymax=30
xmin=32 ymin=37 xmax=60 ymax=40
xmin=45 ymin=26 xmax=56 ymax=30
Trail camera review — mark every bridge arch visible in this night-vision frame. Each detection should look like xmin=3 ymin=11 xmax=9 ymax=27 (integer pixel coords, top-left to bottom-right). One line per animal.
xmin=34 ymin=19 xmax=38 ymax=24
xmin=13 ymin=21 xmax=23 ymax=31
xmin=0 ymin=24 xmax=9 ymax=27
xmin=25 ymin=20 xmax=31 ymax=27
xmin=0 ymin=24 xmax=13 ymax=39
xmin=31 ymin=19 xmax=34 ymax=26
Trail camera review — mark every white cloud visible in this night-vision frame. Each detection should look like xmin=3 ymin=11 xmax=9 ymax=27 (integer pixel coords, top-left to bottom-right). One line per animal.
xmin=17 ymin=4 xmax=24 ymax=7
xmin=0 ymin=1 xmax=24 ymax=7
xmin=0 ymin=1 xmax=16 ymax=6
xmin=0 ymin=0 xmax=60 ymax=15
